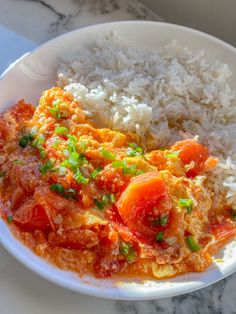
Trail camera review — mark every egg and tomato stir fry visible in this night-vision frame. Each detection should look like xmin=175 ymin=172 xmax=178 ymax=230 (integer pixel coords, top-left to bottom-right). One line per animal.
xmin=0 ymin=87 xmax=235 ymax=279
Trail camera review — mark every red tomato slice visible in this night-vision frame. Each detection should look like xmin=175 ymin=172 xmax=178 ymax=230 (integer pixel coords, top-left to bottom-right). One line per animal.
xmin=172 ymin=139 xmax=209 ymax=177
xmin=14 ymin=199 xmax=52 ymax=231
xmin=208 ymin=221 xmax=236 ymax=242
xmin=207 ymin=221 xmax=236 ymax=254
xmin=117 ymin=172 xmax=171 ymax=239
xmin=48 ymin=229 xmax=99 ymax=249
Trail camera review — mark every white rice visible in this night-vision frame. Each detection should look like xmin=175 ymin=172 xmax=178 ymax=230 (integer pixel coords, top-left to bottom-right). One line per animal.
xmin=57 ymin=32 xmax=236 ymax=208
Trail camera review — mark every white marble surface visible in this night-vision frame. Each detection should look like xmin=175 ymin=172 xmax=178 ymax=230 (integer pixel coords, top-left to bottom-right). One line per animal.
xmin=0 ymin=1 xmax=236 ymax=313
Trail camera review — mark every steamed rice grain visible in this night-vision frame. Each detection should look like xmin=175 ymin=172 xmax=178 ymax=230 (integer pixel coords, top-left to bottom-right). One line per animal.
xmin=57 ymin=32 xmax=236 ymax=209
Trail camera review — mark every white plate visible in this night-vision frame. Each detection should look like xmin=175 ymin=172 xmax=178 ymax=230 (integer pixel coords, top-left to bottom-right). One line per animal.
xmin=0 ymin=21 xmax=236 ymax=300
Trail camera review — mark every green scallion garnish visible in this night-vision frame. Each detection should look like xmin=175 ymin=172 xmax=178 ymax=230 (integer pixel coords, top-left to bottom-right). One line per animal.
xmin=159 ymin=215 xmax=169 ymax=226
xmin=122 ymin=164 xmax=137 ymax=175
xmin=119 ymin=242 xmax=136 ymax=262
xmin=0 ymin=171 xmax=6 ymax=177
xmin=166 ymin=151 xmax=179 ymax=159
xmin=58 ymin=166 xmax=67 ymax=176
xmin=19 ymin=134 xmax=34 ymax=148
xmin=110 ymin=194 xmax=116 ymax=203
xmin=126 ymin=143 xmax=144 ymax=157
xmin=52 ymin=138 xmax=61 ymax=149
xmin=7 ymin=215 xmax=13 ymax=224
xmin=186 ymin=236 xmax=201 ymax=251
xmin=49 ymin=101 xmax=62 ymax=119
xmin=120 ymin=242 xmax=131 ymax=256
xmin=67 ymin=135 xmax=77 ymax=153
xmin=91 ymin=167 xmax=103 ymax=179
xmin=74 ymin=169 xmax=89 ymax=184
xmin=101 ymin=148 xmax=116 ymax=160
xmin=155 ymin=232 xmax=164 ymax=243
xmin=32 ymin=135 xmax=45 ymax=149
xmin=178 ymin=198 xmax=193 ymax=214
xmin=55 ymin=126 xmax=69 ymax=138
xmin=136 ymin=169 xmax=144 ymax=175
xmin=50 ymin=184 xmax=76 ymax=199
xmin=230 ymin=209 xmax=236 ymax=221
xmin=51 ymin=183 xmax=65 ymax=194
xmin=94 ymin=198 xmax=104 ymax=210
xmin=112 ymin=160 xmax=125 ymax=168
xmin=39 ymin=159 xmax=54 ymax=175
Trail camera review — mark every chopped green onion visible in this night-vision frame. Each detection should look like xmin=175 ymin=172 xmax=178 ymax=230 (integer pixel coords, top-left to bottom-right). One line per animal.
xmin=158 ymin=146 xmax=168 ymax=151
xmin=122 ymin=164 xmax=137 ymax=175
xmin=112 ymin=159 xmax=140 ymax=176
xmin=126 ymin=143 xmax=144 ymax=157
xmin=186 ymin=236 xmax=201 ymax=251
xmin=112 ymin=160 xmax=125 ymax=168
xmin=52 ymin=99 xmax=61 ymax=106
xmin=74 ymin=169 xmax=89 ymax=184
xmin=94 ymin=198 xmax=104 ymax=210
xmin=126 ymin=148 xmax=138 ymax=157
xmin=50 ymin=184 xmax=76 ymax=199
xmin=63 ymin=149 xmax=70 ymax=158
xmin=7 ymin=215 xmax=13 ymax=224
xmin=78 ymin=154 xmax=89 ymax=166
xmin=120 ymin=242 xmax=131 ymax=256
xmin=68 ymin=152 xmax=80 ymax=165
xmin=102 ymin=194 xmax=111 ymax=206
xmin=159 ymin=215 xmax=169 ymax=226
xmin=91 ymin=167 xmax=103 ymax=179
xmin=120 ymin=242 xmax=136 ymax=262
xmin=101 ymin=148 xmax=116 ymax=160
xmin=40 ymin=149 xmax=47 ymax=159
xmin=178 ymin=198 xmax=193 ymax=214
xmin=39 ymin=159 xmax=54 ymax=175
xmin=128 ymin=143 xmax=138 ymax=150
xmin=19 ymin=134 xmax=34 ymax=148
xmin=58 ymin=166 xmax=67 ymax=176
xmin=166 ymin=151 xmax=179 ymax=159
xmin=67 ymin=135 xmax=77 ymax=153
xmin=52 ymin=138 xmax=61 ymax=149
xmin=231 ymin=210 xmax=236 ymax=221
xmin=51 ymin=183 xmax=65 ymax=194
xmin=49 ymin=103 xmax=61 ymax=119
xmin=55 ymin=126 xmax=68 ymax=138
xmin=136 ymin=169 xmax=144 ymax=176
xmin=0 ymin=171 xmax=6 ymax=177
xmin=155 ymin=232 xmax=164 ymax=243
xmin=110 ymin=194 xmax=116 ymax=203
xmin=61 ymin=160 xmax=70 ymax=167
xmin=79 ymin=141 xmax=87 ymax=153
xmin=126 ymin=251 xmax=136 ymax=262
xmin=32 ymin=135 xmax=45 ymax=149
xmin=63 ymin=188 xmax=77 ymax=199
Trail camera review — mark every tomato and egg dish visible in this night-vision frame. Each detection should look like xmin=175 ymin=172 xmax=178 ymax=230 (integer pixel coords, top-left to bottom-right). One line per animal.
xmin=0 ymin=87 xmax=235 ymax=279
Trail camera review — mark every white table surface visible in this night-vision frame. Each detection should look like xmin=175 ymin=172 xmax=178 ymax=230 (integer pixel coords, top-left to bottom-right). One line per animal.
xmin=0 ymin=1 xmax=236 ymax=313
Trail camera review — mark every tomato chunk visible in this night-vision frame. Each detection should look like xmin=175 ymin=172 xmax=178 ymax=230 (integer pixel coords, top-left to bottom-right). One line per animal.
xmin=14 ymin=199 xmax=52 ymax=231
xmin=117 ymin=172 xmax=171 ymax=239
xmin=208 ymin=221 xmax=236 ymax=242
xmin=48 ymin=229 xmax=99 ymax=249
xmin=207 ymin=220 xmax=236 ymax=254
xmin=172 ymin=139 xmax=209 ymax=177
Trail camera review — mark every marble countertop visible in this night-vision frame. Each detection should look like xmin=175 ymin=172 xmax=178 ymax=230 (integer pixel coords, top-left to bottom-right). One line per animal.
xmin=0 ymin=1 xmax=236 ymax=313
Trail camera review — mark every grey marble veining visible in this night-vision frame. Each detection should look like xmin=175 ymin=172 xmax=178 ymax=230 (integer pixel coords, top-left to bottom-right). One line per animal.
xmin=115 ymin=273 xmax=236 ymax=314
xmin=0 ymin=0 xmax=161 ymax=43
xmin=0 ymin=0 xmax=236 ymax=313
